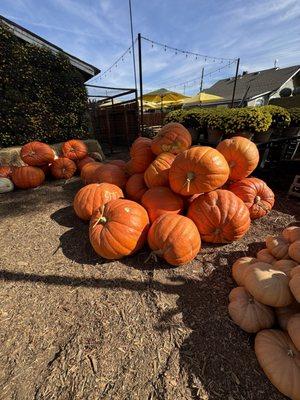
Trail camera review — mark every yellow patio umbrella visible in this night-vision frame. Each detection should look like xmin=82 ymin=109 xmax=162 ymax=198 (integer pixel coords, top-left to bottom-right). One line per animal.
xmin=182 ymin=92 xmax=223 ymax=107
xmin=142 ymin=88 xmax=189 ymax=108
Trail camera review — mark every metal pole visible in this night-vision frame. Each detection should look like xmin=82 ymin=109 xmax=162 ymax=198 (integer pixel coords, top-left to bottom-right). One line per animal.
xmin=199 ymin=67 xmax=204 ymax=92
xmin=128 ymin=0 xmax=137 ymax=91
xmin=231 ymin=58 xmax=240 ymax=108
xmin=138 ymin=33 xmax=143 ymax=135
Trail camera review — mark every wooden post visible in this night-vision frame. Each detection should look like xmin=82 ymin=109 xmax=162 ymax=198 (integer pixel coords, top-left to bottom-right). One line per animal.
xmin=138 ymin=33 xmax=144 ymax=134
xmin=199 ymin=67 xmax=204 ymax=93
xmin=231 ymin=58 xmax=240 ymax=108
xmin=105 ymin=109 xmax=113 ymax=154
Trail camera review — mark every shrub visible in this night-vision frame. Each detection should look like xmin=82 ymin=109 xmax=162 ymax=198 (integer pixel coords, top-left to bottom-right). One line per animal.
xmin=164 ymin=109 xmax=185 ymax=124
xmin=260 ymin=105 xmax=291 ymax=129
xmin=225 ymin=108 xmax=272 ymax=135
xmin=0 ymin=22 xmax=90 ymax=148
xmin=288 ymin=108 xmax=300 ymax=127
xmin=206 ymin=108 xmax=232 ymax=131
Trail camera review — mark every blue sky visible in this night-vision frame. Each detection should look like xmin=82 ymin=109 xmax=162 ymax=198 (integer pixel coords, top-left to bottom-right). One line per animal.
xmin=1 ymin=0 xmax=300 ymax=96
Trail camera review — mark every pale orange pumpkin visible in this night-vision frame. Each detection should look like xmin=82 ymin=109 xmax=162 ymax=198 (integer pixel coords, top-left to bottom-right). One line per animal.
xmin=289 ymin=240 xmax=300 ymax=263
xmin=151 ymin=123 xmax=192 ymax=155
xmin=228 ymin=287 xmax=275 ymax=333
xmin=216 ymin=136 xmax=259 ymax=180
xmin=283 ymin=226 xmax=300 ymax=243
xmin=289 ymin=266 xmax=300 ymax=302
xmin=275 ymin=301 xmax=300 ymax=330
xmin=231 ymin=257 xmax=257 ymax=286
xmin=266 ymin=235 xmax=290 ymax=260
xmin=287 ymin=314 xmax=300 ymax=351
xmin=125 ymin=173 xmax=148 ymax=202
xmin=144 ymin=152 xmax=175 ymax=188
xmin=272 ymin=259 xmax=298 ymax=278
xmin=256 ymin=248 xmax=277 ymax=264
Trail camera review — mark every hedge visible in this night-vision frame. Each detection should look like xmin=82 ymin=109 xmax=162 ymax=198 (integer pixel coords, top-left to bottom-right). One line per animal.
xmin=0 ymin=22 xmax=90 ymax=147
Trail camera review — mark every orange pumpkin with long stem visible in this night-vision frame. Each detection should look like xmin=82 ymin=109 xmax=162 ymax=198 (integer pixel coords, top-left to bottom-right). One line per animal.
xmin=144 ymin=152 xmax=175 ymax=188
xmin=151 ymin=123 xmax=192 ymax=155
xmin=125 ymin=173 xmax=148 ymax=202
xmin=62 ymin=139 xmax=88 ymax=160
xmin=20 ymin=141 xmax=55 ymax=166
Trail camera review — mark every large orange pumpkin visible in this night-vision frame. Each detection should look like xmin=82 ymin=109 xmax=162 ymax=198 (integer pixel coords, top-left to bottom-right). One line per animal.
xmin=151 ymin=123 xmax=192 ymax=155
xmin=228 ymin=177 xmax=275 ymax=219
xmin=144 ymin=152 xmax=175 ymax=188
xmin=80 ymin=162 xmax=104 ymax=184
xmin=12 ymin=166 xmax=45 ymax=189
xmin=61 ymin=139 xmax=88 ymax=160
xmin=89 ymin=199 xmax=149 ymax=259
xmin=147 ymin=214 xmax=201 ymax=266
xmin=50 ymin=158 xmax=77 ymax=179
xmin=126 ymin=137 xmax=154 ymax=175
xmin=141 ymin=186 xmax=184 ymax=223
xmin=169 ymin=146 xmax=229 ymax=195
xmin=0 ymin=166 xmax=13 ymax=178
xmin=20 ymin=141 xmax=55 ymax=166
xmin=73 ymin=183 xmax=123 ymax=221
xmin=125 ymin=173 xmax=148 ymax=202
xmin=93 ymin=164 xmax=127 ymax=188
xmin=216 ymin=136 xmax=259 ymax=180
xmin=187 ymin=189 xmax=251 ymax=243
xmin=255 ymin=329 xmax=300 ymax=400
xmin=76 ymin=156 xmax=95 ymax=171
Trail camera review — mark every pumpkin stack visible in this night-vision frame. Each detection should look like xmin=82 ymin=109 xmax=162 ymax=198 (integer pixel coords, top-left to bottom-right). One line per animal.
xmin=229 ymin=225 xmax=300 ymax=399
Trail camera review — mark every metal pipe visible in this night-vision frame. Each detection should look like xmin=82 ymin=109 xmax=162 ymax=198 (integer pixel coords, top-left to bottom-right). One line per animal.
xmin=138 ymin=33 xmax=144 ymax=134
xmin=231 ymin=58 xmax=240 ymax=108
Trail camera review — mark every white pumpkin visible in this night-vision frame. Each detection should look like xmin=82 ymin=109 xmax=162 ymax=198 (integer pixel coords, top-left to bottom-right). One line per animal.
xmin=0 ymin=178 xmax=14 ymax=193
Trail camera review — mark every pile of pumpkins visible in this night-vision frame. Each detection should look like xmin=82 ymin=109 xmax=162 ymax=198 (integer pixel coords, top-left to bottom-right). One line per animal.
xmin=229 ymin=226 xmax=300 ymax=399
xmin=0 ymin=140 xmax=103 ymax=192
xmin=71 ymin=122 xmax=276 ymax=266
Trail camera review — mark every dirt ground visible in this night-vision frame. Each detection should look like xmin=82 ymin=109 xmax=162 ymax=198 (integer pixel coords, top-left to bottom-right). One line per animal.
xmin=0 ymin=176 xmax=299 ymax=400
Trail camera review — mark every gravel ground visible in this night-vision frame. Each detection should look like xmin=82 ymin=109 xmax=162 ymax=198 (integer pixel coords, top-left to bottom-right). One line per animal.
xmin=0 ymin=177 xmax=299 ymax=400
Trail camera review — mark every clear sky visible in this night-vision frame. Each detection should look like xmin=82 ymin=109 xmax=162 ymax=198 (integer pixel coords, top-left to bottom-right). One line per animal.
xmin=1 ymin=0 xmax=300 ymax=96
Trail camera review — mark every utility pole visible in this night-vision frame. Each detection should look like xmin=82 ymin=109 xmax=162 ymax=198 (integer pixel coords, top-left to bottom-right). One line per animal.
xmin=231 ymin=58 xmax=240 ymax=108
xmin=199 ymin=67 xmax=204 ymax=92
xmin=137 ymin=33 xmax=143 ymax=134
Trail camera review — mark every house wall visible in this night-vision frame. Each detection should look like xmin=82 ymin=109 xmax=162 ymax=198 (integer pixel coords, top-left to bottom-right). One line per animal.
xmin=269 ymin=71 xmax=300 ymax=99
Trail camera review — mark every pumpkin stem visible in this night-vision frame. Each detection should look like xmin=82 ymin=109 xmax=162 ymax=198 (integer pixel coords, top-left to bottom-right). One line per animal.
xmin=254 ymin=196 xmax=269 ymax=212
xmin=92 ymin=205 xmax=106 ymax=228
xmin=184 ymin=172 xmax=195 ymax=193
xmin=287 ymin=348 xmax=295 ymax=358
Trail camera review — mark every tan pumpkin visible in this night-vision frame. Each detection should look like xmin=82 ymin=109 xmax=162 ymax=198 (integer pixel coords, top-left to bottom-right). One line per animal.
xmin=256 ymin=248 xmax=277 ymax=264
xmin=289 ymin=240 xmax=300 ymax=263
xmin=144 ymin=152 xmax=175 ymax=188
xmin=283 ymin=226 xmax=300 ymax=243
xmin=272 ymin=259 xmax=298 ymax=278
xmin=243 ymin=262 xmax=293 ymax=307
xmin=275 ymin=301 xmax=300 ymax=330
xmin=266 ymin=235 xmax=289 ymax=259
xmin=255 ymin=329 xmax=300 ymax=400
xmin=289 ymin=266 xmax=300 ymax=302
xmin=228 ymin=287 xmax=275 ymax=333
xmin=216 ymin=136 xmax=259 ymax=180
xmin=151 ymin=123 xmax=192 ymax=155
xmin=231 ymin=257 xmax=257 ymax=286
xmin=288 ymin=314 xmax=300 ymax=351
xmin=125 ymin=173 xmax=148 ymax=202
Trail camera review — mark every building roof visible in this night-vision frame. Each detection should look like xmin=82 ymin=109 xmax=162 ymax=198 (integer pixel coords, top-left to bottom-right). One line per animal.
xmin=205 ymin=65 xmax=300 ymax=101
xmin=0 ymin=14 xmax=100 ymax=79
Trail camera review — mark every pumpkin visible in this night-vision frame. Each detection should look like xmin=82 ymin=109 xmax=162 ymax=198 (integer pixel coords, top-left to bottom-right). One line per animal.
xmin=20 ymin=141 xmax=55 ymax=166
xmin=187 ymin=190 xmax=250 ymax=243
xmin=109 ymin=159 xmax=126 ymax=170
xmin=289 ymin=266 xmax=300 ymax=302
xmin=89 ymin=199 xmax=149 ymax=259
xmin=61 ymin=139 xmax=88 ymax=160
xmin=141 ymin=186 xmax=184 ymax=223
xmin=228 ymin=177 xmax=275 ymax=219
xmin=216 ymin=137 xmax=259 ymax=180
xmin=77 ymin=156 xmax=95 ymax=171
xmin=50 ymin=158 xmax=77 ymax=180
xmin=169 ymin=146 xmax=229 ymax=195
xmin=289 ymin=241 xmax=300 ymax=263
xmin=255 ymin=329 xmax=300 ymax=400
xmin=256 ymin=248 xmax=277 ymax=264
xmin=12 ymin=166 xmax=45 ymax=189
xmin=93 ymin=164 xmax=127 ymax=188
xmin=272 ymin=259 xmax=298 ymax=278
xmin=147 ymin=214 xmax=201 ymax=266
xmin=126 ymin=137 xmax=154 ymax=175
xmin=151 ymin=123 xmax=192 ymax=156
xmin=283 ymin=226 xmax=300 ymax=243
xmin=0 ymin=178 xmax=14 ymax=193
xmin=73 ymin=183 xmax=123 ymax=221
xmin=288 ymin=314 xmax=300 ymax=351
xmin=144 ymin=152 xmax=175 ymax=188
xmin=228 ymin=287 xmax=275 ymax=333
xmin=243 ymin=262 xmax=293 ymax=307
xmin=125 ymin=173 xmax=148 ymax=202
xmin=0 ymin=166 xmax=13 ymax=178
xmin=232 ymin=257 xmax=257 ymax=286
xmin=80 ymin=162 xmax=104 ymax=184
xmin=266 ymin=235 xmax=289 ymax=259
xmin=276 ymin=301 xmax=300 ymax=330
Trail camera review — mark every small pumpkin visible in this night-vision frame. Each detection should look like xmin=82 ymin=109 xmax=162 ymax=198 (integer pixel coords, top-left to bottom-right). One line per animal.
xmin=272 ymin=259 xmax=298 ymax=278
xmin=50 ymin=158 xmax=77 ymax=180
xmin=89 ymin=199 xmax=149 ymax=259
xmin=266 ymin=235 xmax=290 ymax=259
xmin=125 ymin=173 xmax=148 ymax=202
xmin=243 ymin=262 xmax=293 ymax=307
xmin=147 ymin=213 xmax=201 ymax=266
xmin=80 ymin=162 xmax=104 ymax=185
xmin=0 ymin=166 xmax=13 ymax=178
xmin=256 ymin=248 xmax=277 ymax=264
xmin=0 ymin=178 xmax=14 ymax=193
xmin=228 ymin=287 xmax=275 ymax=333
xmin=93 ymin=164 xmax=127 ymax=188
xmin=144 ymin=152 xmax=175 ymax=188
xmin=232 ymin=257 xmax=257 ymax=286
xmin=126 ymin=137 xmax=154 ymax=175
xmin=109 ymin=159 xmax=126 ymax=170
xmin=141 ymin=186 xmax=184 ymax=223
xmin=216 ymin=136 xmax=259 ymax=180
xmin=187 ymin=189 xmax=251 ymax=243
xmin=74 ymin=183 xmax=123 ymax=221
xmin=61 ymin=139 xmax=88 ymax=160
xmin=289 ymin=240 xmax=300 ymax=263
xmin=287 ymin=314 xmax=300 ymax=351
xmin=255 ymin=329 xmax=300 ymax=400
xmin=289 ymin=266 xmax=300 ymax=302
xmin=276 ymin=301 xmax=300 ymax=330
xmin=283 ymin=226 xmax=300 ymax=243
xmin=169 ymin=146 xmax=229 ymax=195
xmin=228 ymin=177 xmax=275 ymax=219
xmin=151 ymin=123 xmax=192 ymax=155
xmin=76 ymin=156 xmax=96 ymax=171
xmin=20 ymin=141 xmax=55 ymax=166
xmin=12 ymin=166 xmax=45 ymax=189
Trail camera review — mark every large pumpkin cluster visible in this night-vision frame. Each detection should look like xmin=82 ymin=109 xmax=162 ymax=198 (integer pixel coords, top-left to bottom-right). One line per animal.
xmin=229 ymin=226 xmax=300 ymax=399
xmin=71 ymin=122 xmax=275 ymax=266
